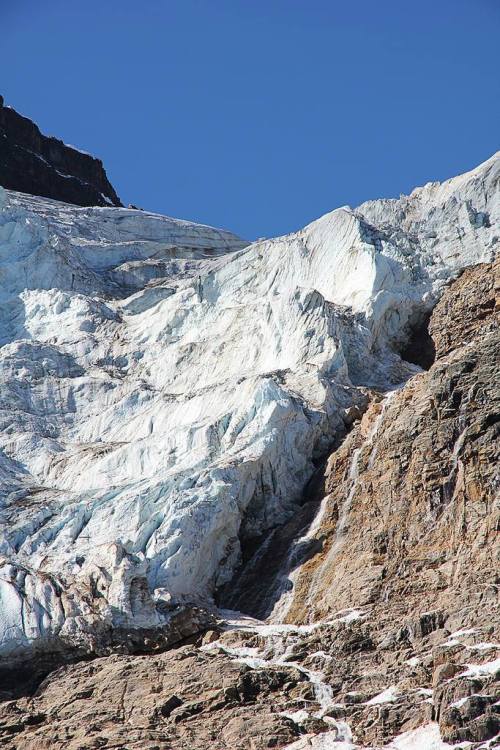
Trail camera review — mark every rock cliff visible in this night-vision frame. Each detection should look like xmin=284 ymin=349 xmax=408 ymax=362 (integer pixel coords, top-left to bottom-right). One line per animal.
xmin=220 ymin=256 xmax=499 ymax=747
xmin=0 ymin=150 xmax=498 ymax=749
xmin=0 ymin=96 xmax=121 ymax=207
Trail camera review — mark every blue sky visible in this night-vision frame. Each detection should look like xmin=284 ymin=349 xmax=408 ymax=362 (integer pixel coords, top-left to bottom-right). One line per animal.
xmin=2 ymin=0 xmax=499 ymax=240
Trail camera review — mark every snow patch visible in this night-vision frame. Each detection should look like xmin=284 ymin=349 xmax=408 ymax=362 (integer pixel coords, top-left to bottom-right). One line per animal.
xmin=458 ymin=659 xmax=500 ymax=679
xmin=386 ymin=722 xmax=470 ymax=749
xmin=365 ymin=686 xmax=399 ymax=705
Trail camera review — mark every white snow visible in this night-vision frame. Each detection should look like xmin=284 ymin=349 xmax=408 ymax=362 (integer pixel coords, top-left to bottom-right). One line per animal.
xmin=386 ymin=722 xmax=469 ymax=749
xmin=64 ymin=143 xmax=93 ymax=156
xmin=280 ymin=709 xmax=310 ymax=724
xmin=415 ymin=688 xmax=433 ymax=697
xmin=450 ymin=629 xmax=478 ymax=639
xmin=283 ymin=727 xmax=355 ymax=749
xmin=365 ymin=685 xmax=399 ymax=705
xmin=309 ymin=650 xmax=334 ymax=661
xmin=219 ymin=609 xmax=321 ymax=636
xmin=406 ymin=657 xmax=421 ymax=667
xmin=334 ymin=609 xmax=366 ymax=624
xmin=448 ymin=694 xmax=495 ymax=709
xmin=0 ymin=152 xmax=498 ymax=660
xmin=458 ymin=659 xmax=500 ymax=679
xmin=285 ymin=720 xmax=483 ymax=749
xmin=478 ymin=735 xmax=500 ymax=750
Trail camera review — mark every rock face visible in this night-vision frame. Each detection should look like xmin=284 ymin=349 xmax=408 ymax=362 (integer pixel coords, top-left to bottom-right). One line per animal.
xmin=0 ymin=150 xmax=498 ymax=749
xmin=0 ymin=95 xmax=121 ymax=207
xmin=219 ymin=257 xmax=499 ymax=746
xmin=274 ymin=257 xmax=499 ymax=626
xmin=0 ymin=638 xmax=308 ymax=750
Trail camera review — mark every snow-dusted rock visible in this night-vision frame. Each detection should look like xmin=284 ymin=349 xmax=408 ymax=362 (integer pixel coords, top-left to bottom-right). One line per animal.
xmin=0 ymin=153 xmax=498 ymax=662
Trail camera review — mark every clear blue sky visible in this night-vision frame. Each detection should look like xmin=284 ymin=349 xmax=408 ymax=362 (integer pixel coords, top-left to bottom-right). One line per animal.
xmin=2 ymin=0 xmax=499 ymax=240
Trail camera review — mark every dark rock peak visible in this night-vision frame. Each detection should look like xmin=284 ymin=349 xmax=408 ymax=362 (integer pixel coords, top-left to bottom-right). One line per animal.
xmin=0 ymin=95 xmax=122 ymax=207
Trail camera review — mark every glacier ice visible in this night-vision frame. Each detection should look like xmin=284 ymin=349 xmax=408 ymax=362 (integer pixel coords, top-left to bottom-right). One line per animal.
xmin=0 ymin=153 xmax=498 ymax=662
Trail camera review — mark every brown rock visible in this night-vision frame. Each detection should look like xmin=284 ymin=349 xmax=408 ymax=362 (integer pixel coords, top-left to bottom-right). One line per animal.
xmin=432 ymin=662 xmax=463 ymax=687
xmin=0 ymin=647 xmax=301 ymax=750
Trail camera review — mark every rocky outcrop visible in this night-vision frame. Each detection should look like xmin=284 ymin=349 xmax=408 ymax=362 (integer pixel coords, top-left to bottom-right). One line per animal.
xmin=0 ymin=541 xmax=216 ymax=701
xmin=0 ymin=95 xmax=121 ymax=206
xmin=2 ymin=607 xmax=497 ymax=749
xmin=0 ymin=638 xmax=307 ymax=750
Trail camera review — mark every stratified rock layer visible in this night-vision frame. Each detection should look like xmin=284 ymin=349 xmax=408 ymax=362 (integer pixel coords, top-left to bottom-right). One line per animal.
xmin=0 ymin=96 xmax=121 ymax=207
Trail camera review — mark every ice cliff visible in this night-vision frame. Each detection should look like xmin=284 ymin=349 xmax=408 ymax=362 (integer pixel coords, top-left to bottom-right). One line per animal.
xmin=0 ymin=153 xmax=498 ymax=663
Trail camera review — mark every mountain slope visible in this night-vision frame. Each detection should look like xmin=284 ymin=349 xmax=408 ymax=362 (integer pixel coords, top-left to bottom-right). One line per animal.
xmin=0 ymin=153 xmax=498 ymax=749
xmin=0 ymin=154 xmax=497 ymax=669
xmin=1 ymin=259 xmax=498 ymax=749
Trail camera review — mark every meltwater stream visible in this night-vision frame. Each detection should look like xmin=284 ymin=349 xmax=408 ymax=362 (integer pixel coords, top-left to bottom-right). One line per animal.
xmin=202 ymin=609 xmax=365 ymax=745
xmin=336 ymin=387 xmax=399 ymax=539
xmin=268 ymin=387 xmax=402 ymax=624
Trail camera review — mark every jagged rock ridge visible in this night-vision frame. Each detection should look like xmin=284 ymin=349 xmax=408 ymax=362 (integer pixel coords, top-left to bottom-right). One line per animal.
xmin=0 ymin=95 xmax=122 ymax=207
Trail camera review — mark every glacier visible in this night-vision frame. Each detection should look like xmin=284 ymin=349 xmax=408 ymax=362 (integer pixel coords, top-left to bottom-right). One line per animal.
xmin=0 ymin=153 xmax=498 ymax=663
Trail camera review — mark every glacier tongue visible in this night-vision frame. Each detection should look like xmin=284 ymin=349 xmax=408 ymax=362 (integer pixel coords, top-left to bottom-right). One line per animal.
xmin=0 ymin=153 xmax=498 ymax=662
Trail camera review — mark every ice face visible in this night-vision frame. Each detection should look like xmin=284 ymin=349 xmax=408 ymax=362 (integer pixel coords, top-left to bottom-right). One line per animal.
xmin=0 ymin=153 xmax=498 ymax=660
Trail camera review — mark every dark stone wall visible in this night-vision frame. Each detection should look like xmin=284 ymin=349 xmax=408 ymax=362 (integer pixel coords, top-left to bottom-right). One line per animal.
xmin=0 ymin=95 xmax=122 ymax=207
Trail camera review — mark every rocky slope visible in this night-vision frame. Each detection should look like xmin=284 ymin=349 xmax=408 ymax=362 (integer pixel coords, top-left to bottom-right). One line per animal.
xmin=0 ymin=152 xmax=498 ymax=748
xmin=0 ymin=96 xmax=121 ymax=207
